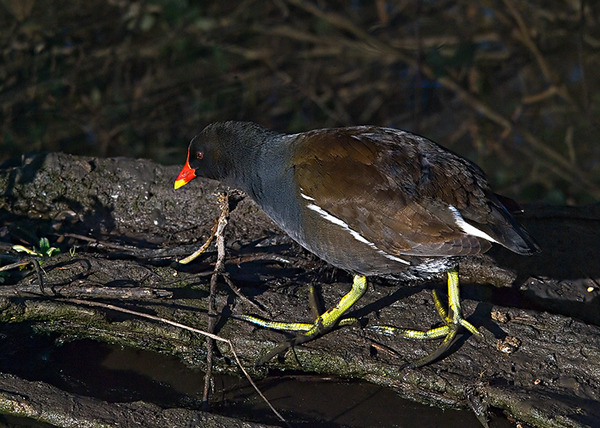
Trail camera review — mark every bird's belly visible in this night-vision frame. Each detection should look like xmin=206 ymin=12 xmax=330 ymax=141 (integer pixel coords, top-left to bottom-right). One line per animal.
xmin=300 ymin=234 xmax=408 ymax=276
xmin=280 ymin=209 xmax=414 ymax=276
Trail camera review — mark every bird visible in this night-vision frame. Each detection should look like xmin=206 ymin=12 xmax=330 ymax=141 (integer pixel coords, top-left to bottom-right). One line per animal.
xmin=174 ymin=121 xmax=539 ymax=367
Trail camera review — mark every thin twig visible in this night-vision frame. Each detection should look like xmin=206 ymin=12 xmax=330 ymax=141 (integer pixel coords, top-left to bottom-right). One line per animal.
xmin=0 ymin=283 xmax=172 ymax=299
xmin=62 ymin=233 xmax=138 ymax=252
xmin=203 ymin=193 xmax=230 ymax=409
xmin=221 ymin=273 xmax=269 ymax=317
xmin=178 ymin=220 xmax=219 ymax=265
xmin=502 ymin=0 xmax=575 ymax=107
xmin=172 ymin=191 xmax=271 ymax=406
xmin=0 ymin=260 xmax=30 ymax=272
xmin=64 ymin=297 xmax=289 ymax=425
xmin=30 ymin=257 xmax=48 ymax=295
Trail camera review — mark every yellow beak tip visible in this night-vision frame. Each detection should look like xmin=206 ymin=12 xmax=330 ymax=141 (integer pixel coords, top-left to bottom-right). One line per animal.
xmin=174 ymin=179 xmax=187 ymax=190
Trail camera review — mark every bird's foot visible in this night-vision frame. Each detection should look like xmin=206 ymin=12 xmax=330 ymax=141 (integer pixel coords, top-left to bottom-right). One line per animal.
xmin=368 ymin=268 xmax=480 ymax=368
xmin=237 ymin=275 xmax=368 ymax=364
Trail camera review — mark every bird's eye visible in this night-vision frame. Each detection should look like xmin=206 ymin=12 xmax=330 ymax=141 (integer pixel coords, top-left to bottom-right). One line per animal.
xmin=196 ymin=152 xmax=203 ymax=160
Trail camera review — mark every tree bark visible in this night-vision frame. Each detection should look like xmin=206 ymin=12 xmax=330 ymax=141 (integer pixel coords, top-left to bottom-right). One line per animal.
xmin=1 ymin=152 xmax=599 ymax=427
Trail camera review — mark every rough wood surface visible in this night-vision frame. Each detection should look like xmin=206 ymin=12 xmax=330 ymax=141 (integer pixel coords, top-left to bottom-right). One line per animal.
xmin=1 ymin=152 xmax=599 ymax=427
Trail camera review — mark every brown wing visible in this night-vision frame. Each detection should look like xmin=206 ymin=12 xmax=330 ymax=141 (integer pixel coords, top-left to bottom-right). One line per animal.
xmin=292 ymin=127 xmax=531 ymax=257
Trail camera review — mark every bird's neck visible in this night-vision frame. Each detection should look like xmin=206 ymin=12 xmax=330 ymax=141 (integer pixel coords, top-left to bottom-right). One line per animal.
xmin=217 ymin=123 xmax=286 ymax=196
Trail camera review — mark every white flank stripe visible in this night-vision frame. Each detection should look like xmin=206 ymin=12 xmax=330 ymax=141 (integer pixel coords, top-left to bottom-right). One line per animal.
xmin=300 ymin=192 xmax=316 ymax=201
xmin=305 ymin=202 xmax=410 ymax=265
xmin=448 ymin=205 xmax=499 ymax=244
xmin=377 ymin=250 xmax=411 ymax=264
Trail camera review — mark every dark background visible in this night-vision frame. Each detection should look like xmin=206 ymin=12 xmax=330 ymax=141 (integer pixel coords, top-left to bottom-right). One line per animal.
xmin=1 ymin=0 xmax=599 ymax=205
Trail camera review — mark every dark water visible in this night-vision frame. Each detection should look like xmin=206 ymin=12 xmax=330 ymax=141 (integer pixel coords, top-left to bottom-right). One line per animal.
xmin=0 ymin=323 xmax=512 ymax=427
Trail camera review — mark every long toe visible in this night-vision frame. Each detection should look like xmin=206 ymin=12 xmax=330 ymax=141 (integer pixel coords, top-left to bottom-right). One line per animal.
xmin=405 ymin=324 xmax=460 ymax=368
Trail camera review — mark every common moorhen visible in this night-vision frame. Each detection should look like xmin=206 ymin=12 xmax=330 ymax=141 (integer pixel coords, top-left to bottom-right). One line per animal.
xmin=175 ymin=121 xmax=539 ymax=367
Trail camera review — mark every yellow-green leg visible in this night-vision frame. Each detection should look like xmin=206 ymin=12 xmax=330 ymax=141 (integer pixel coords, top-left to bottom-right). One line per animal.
xmin=238 ymin=275 xmax=368 ymax=363
xmin=369 ymin=267 xmax=480 ymax=367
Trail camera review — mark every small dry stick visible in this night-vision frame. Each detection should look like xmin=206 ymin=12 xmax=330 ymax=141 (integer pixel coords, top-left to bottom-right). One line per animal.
xmin=65 ymin=298 xmax=289 ymax=425
xmin=221 ymin=273 xmax=268 ymax=316
xmin=0 ymin=260 xmax=30 ymax=272
xmin=31 ymin=257 xmax=48 ymax=295
xmin=175 ymin=192 xmax=269 ymax=406
xmin=0 ymin=257 xmax=47 ymax=295
xmin=177 ymin=219 xmax=219 ymax=265
xmin=203 ymin=193 xmax=230 ymax=410
xmin=175 ymin=193 xmax=268 ymax=315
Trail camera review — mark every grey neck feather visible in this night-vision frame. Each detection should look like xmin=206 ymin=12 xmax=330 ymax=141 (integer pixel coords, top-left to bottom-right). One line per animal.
xmin=208 ymin=122 xmax=288 ymax=199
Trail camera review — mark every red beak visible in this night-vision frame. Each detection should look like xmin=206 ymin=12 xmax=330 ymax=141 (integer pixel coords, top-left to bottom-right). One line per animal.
xmin=174 ymin=152 xmax=197 ymax=189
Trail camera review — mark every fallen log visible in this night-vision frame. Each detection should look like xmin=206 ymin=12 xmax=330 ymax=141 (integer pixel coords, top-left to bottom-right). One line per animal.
xmin=1 ymin=152 xmax=599 ymax=427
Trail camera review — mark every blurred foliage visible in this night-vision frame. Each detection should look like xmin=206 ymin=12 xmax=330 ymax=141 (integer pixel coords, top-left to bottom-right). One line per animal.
xmin=1 ymin=0 xmax=599 ymax=204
